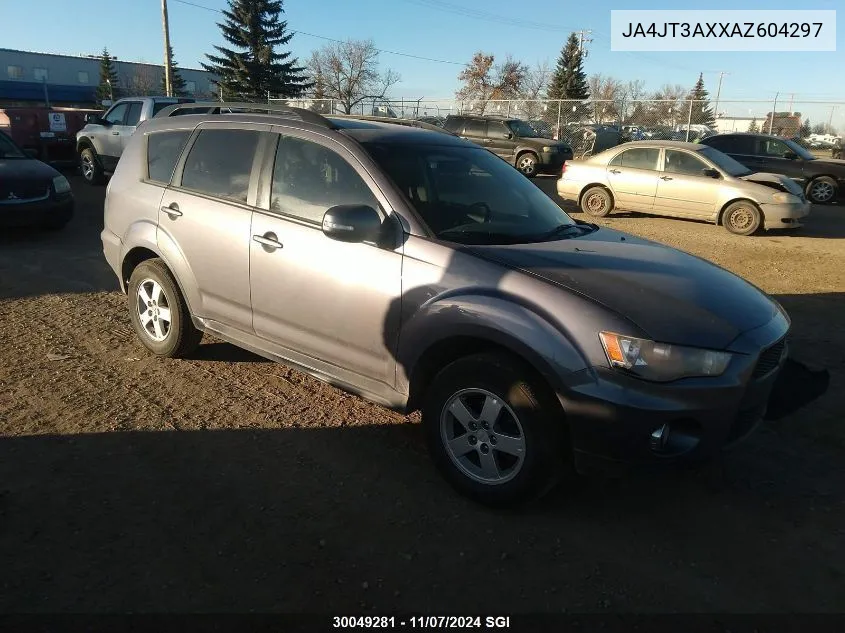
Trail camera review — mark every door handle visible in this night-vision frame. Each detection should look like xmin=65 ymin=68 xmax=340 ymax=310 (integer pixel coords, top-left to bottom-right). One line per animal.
xmin=660 ymin=176 xmax=673 ymax=180
xmin=609 ymin=169 xmax=621 ymax=174
xmin=253 ymin=233 xmax=283 ymax=250
xmin=112 ymin=131 xmax=120 ymax=135
xmin=160 ymin=204 xmax=182 ymax=218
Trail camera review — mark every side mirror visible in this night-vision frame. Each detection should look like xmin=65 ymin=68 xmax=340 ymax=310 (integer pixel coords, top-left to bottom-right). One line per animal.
xmin=506 ymin=132 xmax=513 ymax=139
xmin=322 ymin=204 xmax=383 ymax=243
xmin=783 ymin=151 xmax=798 ymax=160
xmin=85 ymin=114 xmax=103 ymax=125
xmin=702 ymin=168 xmax=720 ymax=178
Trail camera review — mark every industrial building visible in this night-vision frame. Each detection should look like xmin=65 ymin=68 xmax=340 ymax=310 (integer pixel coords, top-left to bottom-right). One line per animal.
xmin=0 ymin=48 xmax=218 ymax=107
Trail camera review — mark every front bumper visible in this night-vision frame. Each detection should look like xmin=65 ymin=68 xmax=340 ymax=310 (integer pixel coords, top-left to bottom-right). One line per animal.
xmin=537 ymin=150 xmax=572 ymax=174
xmin=562 ymin=312 xmax=790 ymax=473
xmin=761 ymin=200 xmax=811 ymax=230
xmin=0 ymin=195 xmax=74 ymax=228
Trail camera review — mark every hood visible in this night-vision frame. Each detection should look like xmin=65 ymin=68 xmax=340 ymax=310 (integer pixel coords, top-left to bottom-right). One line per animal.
xmin=739 ymin=171 xmax=804 ymax=196
xmin=523 ymin=136 xmax=571 ymax=148
xmin=0 ymin=158 xmax=59 ymax=183
xmin=467 ymin=228 xmax=780 ymax=350
xmin=811 ymin=157 xmax=845 ymax=168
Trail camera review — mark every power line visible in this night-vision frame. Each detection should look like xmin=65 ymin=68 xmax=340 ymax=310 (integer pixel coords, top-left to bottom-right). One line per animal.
xmin=171 ymin=0 xmax=467 ymax=66
xmin=400 ymin=0 xmax=578 ymax=33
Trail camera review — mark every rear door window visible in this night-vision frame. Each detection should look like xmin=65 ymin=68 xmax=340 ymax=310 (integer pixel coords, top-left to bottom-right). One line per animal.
xmin=608 ymin=147 xmax=660 ymax=170
xmin=463 ymin=119 xmax=487 ymax=137
xmin=179 ymin=129 xmax=262 ymax=203
xmin=124 ymin=102 xmax=143 ymax=127
xmin=147 ymin=130 xmax=191 ymax=184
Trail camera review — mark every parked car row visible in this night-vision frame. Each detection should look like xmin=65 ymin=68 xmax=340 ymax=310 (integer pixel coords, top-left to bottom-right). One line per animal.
xmin=97 ymin=101 xmax=811 ymax=505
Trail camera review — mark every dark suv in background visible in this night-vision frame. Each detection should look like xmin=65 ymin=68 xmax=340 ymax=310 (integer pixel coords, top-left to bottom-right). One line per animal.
xmin=700 ymin=132 xmax=845 ymax=204
xmin=443 ymin=114 xmax=573 ymax=177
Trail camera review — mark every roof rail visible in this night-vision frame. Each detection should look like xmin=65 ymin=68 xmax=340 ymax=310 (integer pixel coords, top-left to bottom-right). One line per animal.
xmin=330 ymin=114 xmax=456 ymax=135
xmin=153 ymin=101 xmax=338 ymax=130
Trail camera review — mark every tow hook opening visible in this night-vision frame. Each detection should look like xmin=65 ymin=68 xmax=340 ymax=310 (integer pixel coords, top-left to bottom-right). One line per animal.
xmin=649 ymin=420 xmax=701 ymax=457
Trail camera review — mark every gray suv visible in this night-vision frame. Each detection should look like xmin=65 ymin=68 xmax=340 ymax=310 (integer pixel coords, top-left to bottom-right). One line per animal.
xmin=102 ymin=102 xmax=790 ymax=506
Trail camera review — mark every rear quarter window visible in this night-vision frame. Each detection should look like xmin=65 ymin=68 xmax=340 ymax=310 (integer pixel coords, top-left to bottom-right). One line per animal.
xmin=147 ymin=130 xmax=191 ymax=184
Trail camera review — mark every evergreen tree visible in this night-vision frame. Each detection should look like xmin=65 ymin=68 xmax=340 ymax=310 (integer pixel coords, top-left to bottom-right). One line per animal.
xmin=689 ymin=73 xmax=715 ymax=127
xmin=201 ymin=0 xmax=310 ymax=101
xmin=800 ymin=117 xmax=811 ymax=138
xmin=748 ymin=118 xmax=759 ymax=133
xmin=161 ymin=46 xmax=187 ymax=96
xmin=547 ymin=33 xmax=590 ymax=101
xmin=96 ymin=48 xmax=120 ymax=103
xmin=546 ymin=33 xmax=590 ymax=128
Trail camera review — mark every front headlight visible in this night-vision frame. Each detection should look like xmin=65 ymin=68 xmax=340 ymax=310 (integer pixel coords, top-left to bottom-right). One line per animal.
xmin=599 ymin=331 xmax=732 ymax=381
xmin=53 ymin=175 xmax=71 ymax=195
xmin=771 ymin=192 xmax=800 ymax=203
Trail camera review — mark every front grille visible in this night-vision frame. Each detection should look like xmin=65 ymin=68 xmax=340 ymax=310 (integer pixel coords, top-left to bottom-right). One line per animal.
xmin=0 ymin=182 xmax=50 ymax=201
xmin=752 ymin=338 xmax=787 ymax=378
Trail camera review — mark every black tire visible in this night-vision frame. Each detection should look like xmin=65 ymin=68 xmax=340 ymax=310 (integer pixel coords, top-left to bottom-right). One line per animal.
xmin=422 ymin=352 xmax=569 ymax=507
xmin=580 ymin=186 xmax=613 ymax=217
xmin=127 ymin=259 xmax=202 ymax=358
xmin=79 ymin=147 xmax=105 ymax=185
xmin=722 ymin=200 xmax=762 ymax=236
xmin=515 ymin=152 xmax=539 ymax=178
xmin=805 ymin=176 xmax=838 ymax=205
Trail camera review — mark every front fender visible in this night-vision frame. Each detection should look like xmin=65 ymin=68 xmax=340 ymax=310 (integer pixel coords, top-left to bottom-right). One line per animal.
xmin=397 ymin=292 xmax=593 ymax=397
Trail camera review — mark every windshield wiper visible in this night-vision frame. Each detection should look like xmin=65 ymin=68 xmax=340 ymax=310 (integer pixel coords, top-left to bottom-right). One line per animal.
xmin=534 ymin=223 xmax=594 ymax=241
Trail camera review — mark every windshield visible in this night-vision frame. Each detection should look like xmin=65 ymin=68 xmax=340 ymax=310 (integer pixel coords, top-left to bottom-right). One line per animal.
xmin=363 ymin=143 xmax=582 ymax=245
xmin=507 ymin=120 xmax=541 ymax=138
xmin=0 ymin=133 xmax=27 ymax=159
xmin=697 ymin=146 xmax=752 ymax=176
xmin=782 ymin=138 xmax=816 ymax=161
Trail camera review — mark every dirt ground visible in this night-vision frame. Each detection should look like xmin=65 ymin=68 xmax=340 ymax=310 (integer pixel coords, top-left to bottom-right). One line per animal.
xmin=1 ymin=175 xmax=843 ymax=613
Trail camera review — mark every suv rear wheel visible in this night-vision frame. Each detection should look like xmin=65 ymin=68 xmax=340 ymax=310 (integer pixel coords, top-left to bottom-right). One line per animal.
xmin=515 ymin=152 xmax=539 ymax=178
xmin=127 ymin=259 xmax=203 ymax=357
xmin=79 ymin=147 xmax=105 ymax=185
xmin=422 ymin=352 xmax=567 ymax=506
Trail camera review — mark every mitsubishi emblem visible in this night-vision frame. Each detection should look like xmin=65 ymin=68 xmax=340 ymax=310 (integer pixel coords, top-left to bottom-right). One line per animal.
xmin=7 ymin=192 xmax=18 ymax=200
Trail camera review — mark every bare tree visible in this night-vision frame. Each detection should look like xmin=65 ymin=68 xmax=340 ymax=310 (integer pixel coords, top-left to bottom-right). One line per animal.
xmin=588 ymin=74 xmax=624 ymax=124
xmin=127 ymin=66 xmax=159 ymax=96
xmin=647 ymin=83 xmax=688 ymax=127
xmin=456 ymin=52 xmax=495 ymax=113
xmin=619 ymin=79 xmax=647 ymax=123
xmin=307 ymin=39 xmax=400 ymax=114
xmin=522 ymin=60 xmax=551 ymax=100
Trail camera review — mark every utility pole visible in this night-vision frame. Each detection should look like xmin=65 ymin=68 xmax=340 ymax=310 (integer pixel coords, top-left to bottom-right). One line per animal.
xmin=713 ymin=71 xmax=729 ymax=119
xmin=769 ymin=92 xmax=778 ymax=135
xmin=161 ymin=0 xmax=173 ymax=97
xmin=577 ymin=30 xmax=593 ymax=57
xmin=788 ymin=93 xmax=795 ymax=112
xmin=828 ymin=105 xmax=836 ymax=134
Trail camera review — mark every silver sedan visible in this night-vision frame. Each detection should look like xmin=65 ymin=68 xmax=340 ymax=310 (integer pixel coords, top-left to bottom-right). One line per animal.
xmin=556 ymin=140 xmax=811 ymax=235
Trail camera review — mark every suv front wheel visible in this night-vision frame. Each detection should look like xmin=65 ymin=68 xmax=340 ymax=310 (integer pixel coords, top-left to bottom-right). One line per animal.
xmin=515 ymin=152 xmax=539 ymax=178
xmin=422 ymin=352 xmax=567 ymax=506
xmin=79 ymin=147 xmax=106 ymax=185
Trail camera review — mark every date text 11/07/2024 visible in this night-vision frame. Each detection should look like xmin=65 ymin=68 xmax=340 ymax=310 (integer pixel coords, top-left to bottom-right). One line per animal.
xmin=332 ymin=616 xmax=511 ymax=629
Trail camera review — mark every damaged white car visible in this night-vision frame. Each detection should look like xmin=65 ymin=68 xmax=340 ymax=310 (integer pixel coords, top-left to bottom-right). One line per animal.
xmin=556 ymin=140 xmax=810 ymax=236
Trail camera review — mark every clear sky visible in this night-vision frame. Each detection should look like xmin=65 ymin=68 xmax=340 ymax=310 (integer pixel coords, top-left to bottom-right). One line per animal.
xmin=3 ymin=0 xmax=843 ymax=123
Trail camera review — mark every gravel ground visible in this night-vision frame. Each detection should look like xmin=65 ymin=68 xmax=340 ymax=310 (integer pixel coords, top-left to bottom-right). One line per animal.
xmin=0 ymin=175 xmax=843 ymax=613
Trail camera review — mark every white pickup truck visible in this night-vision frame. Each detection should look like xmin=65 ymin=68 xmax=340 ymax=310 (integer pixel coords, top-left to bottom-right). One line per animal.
xmin=76 ymin=96 xmax=195 ymax=185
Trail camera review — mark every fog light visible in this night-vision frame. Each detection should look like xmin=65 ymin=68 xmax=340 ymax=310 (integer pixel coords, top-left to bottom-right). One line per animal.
xmin=650 ymin=424 xmax=671 ymax=452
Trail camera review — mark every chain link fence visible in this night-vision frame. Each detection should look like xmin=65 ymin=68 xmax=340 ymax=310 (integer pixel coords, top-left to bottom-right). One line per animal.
xmin=272 ymin=97 xmax=843 ymax=151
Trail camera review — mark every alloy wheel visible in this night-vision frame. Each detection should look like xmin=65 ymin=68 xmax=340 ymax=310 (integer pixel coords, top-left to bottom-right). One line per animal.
xmin=136 ymin=278 xmax=172 ymax=342
xmin=810 ymin=180 xmax=834 ymax=203
xmin=440 ymin=388 xmax=526 ymax=485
